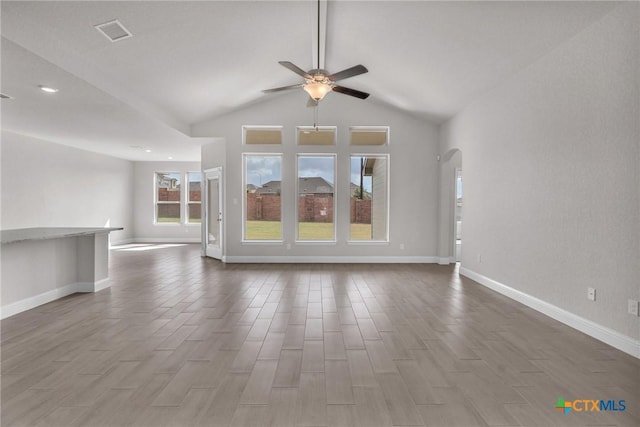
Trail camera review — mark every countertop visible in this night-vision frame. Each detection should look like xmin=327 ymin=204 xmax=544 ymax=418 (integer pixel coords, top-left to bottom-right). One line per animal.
xmin=1 ymin=227 xmax=124 ymax=244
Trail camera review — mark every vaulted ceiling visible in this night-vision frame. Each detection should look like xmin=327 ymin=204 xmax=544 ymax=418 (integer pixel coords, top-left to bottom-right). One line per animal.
xmin=0 ymin=1 xmax=619 ymax=161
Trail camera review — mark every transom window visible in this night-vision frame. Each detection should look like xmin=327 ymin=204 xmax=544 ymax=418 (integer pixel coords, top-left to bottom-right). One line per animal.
xmin=350 ymin=126 xmax=389 ymax=146
xmin=243 ymin=126 xmax=283 ymax=145
xmin=296 ymin=126 xmax=337 ymax=145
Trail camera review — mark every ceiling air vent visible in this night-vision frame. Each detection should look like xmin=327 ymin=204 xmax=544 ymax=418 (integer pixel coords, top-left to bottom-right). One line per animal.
xmin=95 ymin=19 xmax=132 ymax=42
xmin=0 ymin=93 xmax=13 ymax=100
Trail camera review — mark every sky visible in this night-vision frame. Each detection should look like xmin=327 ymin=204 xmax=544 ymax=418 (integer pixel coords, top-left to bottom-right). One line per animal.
xmin=245 ymin=155 xmax=282 ymax=186
xmin=245 ymin=155 xmax=374 ymax=192
xmin=298 ymin=156 xmax=335 ymax=184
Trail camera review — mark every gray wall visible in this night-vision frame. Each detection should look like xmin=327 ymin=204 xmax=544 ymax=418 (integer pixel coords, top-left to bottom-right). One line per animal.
xmin=194 ymin=92 xmax=439 ymax=261
xmin=1 ymin=131 xmax=134 ymax=244
xmin=440 ymin=3 xmax=639 ymax=341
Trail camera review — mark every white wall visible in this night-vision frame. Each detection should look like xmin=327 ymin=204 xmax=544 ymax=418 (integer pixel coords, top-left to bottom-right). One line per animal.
xmin=1 ymin=131 xmax=134 ymax=244
xmin=441 ymin=3 xmax=639 ymax=344
xmin=133 ymin=161 xmax=202 ymax=242
xmin=194 ymin=92 xmax=439 ymax=261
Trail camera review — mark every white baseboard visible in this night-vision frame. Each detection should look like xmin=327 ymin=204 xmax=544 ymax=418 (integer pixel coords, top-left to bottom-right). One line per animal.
xmin=111 ymin=238 xmax=134 ymax=247
xmin=460 ymin=267 xmax=640 ymax=359
xmin=1 ymin=279 xmax=111 ymax=320
xmin=224 ymin=256 xmax=437 ymax=263
xmin=1 ymin=283 xmax=78 ymax=320
xmin=133 ymin=237 xmax=201 ymax=243
xmin=76 ymin=278 xmax=110 ymax=292
xmin=93 ymin=278 xmax=111 ymax=292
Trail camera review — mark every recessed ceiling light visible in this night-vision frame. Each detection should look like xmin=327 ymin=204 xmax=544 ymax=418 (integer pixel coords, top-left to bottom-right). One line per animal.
xmin=168 ymin=156 xmax=173 ymax=160
xmin=145 ymin=149 xmax=152 ymax=153
xmin=39 ymin=85 xmax=59 ymax=93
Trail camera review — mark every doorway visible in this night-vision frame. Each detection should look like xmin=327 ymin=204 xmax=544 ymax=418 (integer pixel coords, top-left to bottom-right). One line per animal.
xmin=204 ymin=167 xmax=223 ymax=260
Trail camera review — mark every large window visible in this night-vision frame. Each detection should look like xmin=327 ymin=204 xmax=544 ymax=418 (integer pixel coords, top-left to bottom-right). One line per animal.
xmin=297 ymin=154 xmax=336 ymax=241
xmin=244 ymin=154 xmax=283 ymax=241
xmin=155 ymin=171 xmax=202 ymax=225
xmin=187 ymin=172 xmax=202 ymax=223
xmin=156 ymin=172 xmax=181 ymax=223
xmin=350 ymin=155 xmax=389 ymax=241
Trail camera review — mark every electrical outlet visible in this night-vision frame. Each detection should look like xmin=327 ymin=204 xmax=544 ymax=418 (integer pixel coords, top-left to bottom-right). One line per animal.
xmin=286 ymin=243 xmax=291 ymax=250
xmin=628 ymin=299 xmax=639 ymax=316
xmin=587 ymin=287 xmax=596 ymax=301
xmin=399 ymin=243 xmax=405 ymax=250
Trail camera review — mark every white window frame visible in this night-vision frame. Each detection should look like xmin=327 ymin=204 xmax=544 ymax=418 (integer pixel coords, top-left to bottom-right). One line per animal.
xmin=242 ymin=153 xmax=284 ymax=243
xmin=348 ymin=154 xmax=390 ymax=244
xmin=186 ymin=171 xmax=202 ymax=225
xmin=155 ymin=171 xmax=182 ymax=225
xmin=296 ymin=153 xmax=337 ymax=244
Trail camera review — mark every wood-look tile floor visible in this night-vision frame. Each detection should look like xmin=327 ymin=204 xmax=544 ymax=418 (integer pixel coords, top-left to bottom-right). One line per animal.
xmin=2 ymin=243 xmax=639 ymax=426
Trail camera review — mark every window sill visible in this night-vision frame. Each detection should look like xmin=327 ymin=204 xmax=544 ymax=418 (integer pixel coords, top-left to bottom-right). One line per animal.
xmin=242 ymin=240 xmax=284 ymax=245
xmin=347 ymin=240 xmax=390 ymax=245
xmin=153 ymin=222 xmax=202 ymax=226
xmin=295 ymin=240 xmax=337 ymax=245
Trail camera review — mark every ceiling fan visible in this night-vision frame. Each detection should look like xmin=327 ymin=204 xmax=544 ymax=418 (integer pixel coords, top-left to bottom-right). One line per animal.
xmin=263 ymin=0 xmax=370 ymax=104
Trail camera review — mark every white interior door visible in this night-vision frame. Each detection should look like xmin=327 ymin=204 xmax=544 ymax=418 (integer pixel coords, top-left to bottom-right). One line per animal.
xmin=204 ymin=167 xmax=223 ymax=260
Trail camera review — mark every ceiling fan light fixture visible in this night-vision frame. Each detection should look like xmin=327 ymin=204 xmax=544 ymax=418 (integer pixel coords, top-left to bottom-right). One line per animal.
xmin=303 ymin=81 xmax=332 ymax=101
xmin=263 ymin=0 xmax=369 ymax=103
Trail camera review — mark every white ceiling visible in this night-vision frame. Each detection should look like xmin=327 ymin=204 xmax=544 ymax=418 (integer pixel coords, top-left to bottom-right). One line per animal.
xmin=1 ymin=1 xmax=619 ymax=161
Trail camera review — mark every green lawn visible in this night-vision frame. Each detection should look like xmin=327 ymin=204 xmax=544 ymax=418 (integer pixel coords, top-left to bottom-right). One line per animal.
xmin=157 ymin=217 xmax=180 ymax=223
xmin=245 ymin=220 xmax=372 ymax=240
xmin=349 ymin=223 xmax=373 ymax=240
xmin=245 ymin=221 xmax=282 ymax=240
xmin=298 ymin=222 xmax=334 ymax=240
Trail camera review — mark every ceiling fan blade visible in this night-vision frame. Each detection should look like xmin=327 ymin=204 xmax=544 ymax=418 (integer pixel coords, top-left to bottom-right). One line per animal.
xmin=279 ymin=61 xmax=311 ymax=79
xmin=327 ymin=64 xmax=368 ymax=81
xmin=263 ymin=83 xmax=303 ymax=93
xmin=307 ymin=98 xmax=318 ymax=108
xmin=332 ymin=85 xmax=370 ymax=99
